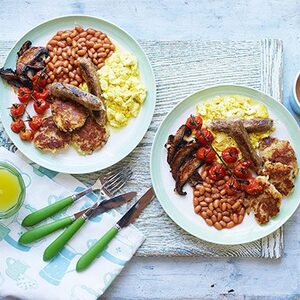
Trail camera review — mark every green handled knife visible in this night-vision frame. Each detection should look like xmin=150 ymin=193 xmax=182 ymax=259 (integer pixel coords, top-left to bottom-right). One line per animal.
xmin=76 ymin=187 xmax=155 ymax=272
xmin=43 ymin=192 xmax=136 ymax=261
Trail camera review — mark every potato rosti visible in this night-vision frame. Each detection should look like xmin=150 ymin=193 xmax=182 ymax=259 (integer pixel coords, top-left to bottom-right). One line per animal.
xmin=245 ymin=176 xmax=282 ymax=225
xmin=51 ymin=97 xmax=88 ymax=132
xmin=33 ymin=116 xmax=71 ymax=152
xmin=72 ymin=117 xmax=109 ymax=155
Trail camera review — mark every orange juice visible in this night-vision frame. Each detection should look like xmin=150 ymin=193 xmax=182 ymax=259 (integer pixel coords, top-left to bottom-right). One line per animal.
xmin=0 ymin=168 xmax=21 ymax=212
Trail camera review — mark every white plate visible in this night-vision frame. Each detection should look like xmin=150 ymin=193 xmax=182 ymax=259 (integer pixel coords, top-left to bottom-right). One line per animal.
xmin=0 ymin=15 xmax=156 ymax=174
xmin=151 ymin=85 xmax=300 ymax=245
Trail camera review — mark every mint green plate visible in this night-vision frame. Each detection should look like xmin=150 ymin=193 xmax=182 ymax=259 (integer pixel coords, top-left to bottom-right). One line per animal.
xmin=151 ymin=85 xmax=300 ymax=245
xmin=0 ymin=15 xmax=156 ymax=174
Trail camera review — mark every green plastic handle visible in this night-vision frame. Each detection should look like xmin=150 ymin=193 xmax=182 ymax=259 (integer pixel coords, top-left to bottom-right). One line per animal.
xmin=43 ymin=216 xmax=86 ymax=261
xmin=22 ymin=195 xmax=74 ymax=227
xmin=18 ymin=216 xmax=73 ymax=244
xmin=76 ymin=226 xmax=119 ymax=272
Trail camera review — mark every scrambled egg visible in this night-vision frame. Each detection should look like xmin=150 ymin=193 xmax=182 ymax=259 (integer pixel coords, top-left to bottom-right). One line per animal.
xmin=196 ymin=95 xmax=272 ymax=152
xmin=95 ymin=51 xmax=146 ymax=128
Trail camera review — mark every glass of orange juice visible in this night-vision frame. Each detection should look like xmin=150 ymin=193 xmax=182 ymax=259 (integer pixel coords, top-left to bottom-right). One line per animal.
xmin=0 ymin=162 xmax=25 ymax=219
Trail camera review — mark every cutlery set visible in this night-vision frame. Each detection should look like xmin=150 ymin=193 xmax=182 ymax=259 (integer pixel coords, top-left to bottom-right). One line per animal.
xmin=18 ymin=166 xmax=154 ymax=272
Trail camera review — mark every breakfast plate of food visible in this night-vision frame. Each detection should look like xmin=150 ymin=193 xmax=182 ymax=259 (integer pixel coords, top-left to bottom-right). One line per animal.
xmin=0 ymin=15 xmax=156 ymax=173
xmin=151 ymin=85 xmax=300 ymax=245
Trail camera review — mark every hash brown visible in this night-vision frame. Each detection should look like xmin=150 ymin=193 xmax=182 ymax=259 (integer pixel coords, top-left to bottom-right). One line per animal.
xmin=245 ymin=176 xmax=282 ymax=224
xmin=51 ymin=97 xmax=88 ymax=132
xmin=72 ymin=117 xmax=109 ymax=155
xmin=33 ymin=116 xmax=71 ymax=152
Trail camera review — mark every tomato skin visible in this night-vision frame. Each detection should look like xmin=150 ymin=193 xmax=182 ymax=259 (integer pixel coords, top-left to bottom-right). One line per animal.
xmin=208 ymin=163 xmax=227 ymax=181
xmin=10 ymin=104 xmax=25 ymax=118
xmin=225 ymin=177 xmax=241 ymax=195
xmin=32 ymin=88 xmax=49 ymax=101
xmin=28 ymin=115 xmax=42 ymax=131
xmin=186 ymin=115 xmax=203 ymax=130
xmin=19 ymin=129 xmax=34 ymax=141
xmin=244 ymin=178 xmax=264 ymax=195
xmin=10 ymin=119 xmax=25 ymax=133
xmin=17 ymin=87 xmax=31 ymax=103
xmin=195 ymin=128 xmax=214 ymax=146
xmin=196 ymin=146 xmax=216 ymax=163
xmin=222 ymin=147 xmax=239 ymax=163
xmin=234 ymin=160 xmax=252 ymax=179
xmin=33 ymin=99 xmax=50 ymax=114
xmin=32 ymin=71 xmax=47 ymax=90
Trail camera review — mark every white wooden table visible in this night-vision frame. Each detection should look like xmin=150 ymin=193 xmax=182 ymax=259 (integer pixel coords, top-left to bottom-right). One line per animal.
xmin=0 ymin=1 xmax=299 ymax=299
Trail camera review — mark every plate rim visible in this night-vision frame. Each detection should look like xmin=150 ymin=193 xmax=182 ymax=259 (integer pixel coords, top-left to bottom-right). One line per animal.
xmin=0 ymin=14 xmax=156 ymax=174
xmin=150 ymin=83 xmax=300 ymax=245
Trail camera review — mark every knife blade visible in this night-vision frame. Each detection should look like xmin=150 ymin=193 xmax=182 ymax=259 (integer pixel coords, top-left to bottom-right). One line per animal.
xmin=76 ymin=187 xmax=155 ymax=272
xmin=19 ymin=192 xmax=137 ymax=245
xmin=42 ymin=192 xmax=136 ymax=261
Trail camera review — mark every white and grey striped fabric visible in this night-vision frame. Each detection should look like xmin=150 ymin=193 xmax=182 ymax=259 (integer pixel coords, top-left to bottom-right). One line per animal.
xmin=0 ymin=39 xmax=283 ymax=258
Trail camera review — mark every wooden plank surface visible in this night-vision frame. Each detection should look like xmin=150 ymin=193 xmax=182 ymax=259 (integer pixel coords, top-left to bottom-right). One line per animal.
xmin=0 ymin=39 xmax=283 ymax=259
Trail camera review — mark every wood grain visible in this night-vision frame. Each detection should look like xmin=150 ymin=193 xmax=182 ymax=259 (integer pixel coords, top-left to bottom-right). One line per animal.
xmin=0 ymin=39 xmax=283 ymax=258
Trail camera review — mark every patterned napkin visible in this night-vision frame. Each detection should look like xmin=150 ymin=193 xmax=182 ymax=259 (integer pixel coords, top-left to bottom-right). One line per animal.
xmin=0 ymin=147 xmax=144 ymax=299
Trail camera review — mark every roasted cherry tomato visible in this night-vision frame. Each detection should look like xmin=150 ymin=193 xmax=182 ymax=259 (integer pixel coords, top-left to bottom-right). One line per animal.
xmin=195 ymin=128 xmax=214 ymax=146
xmin=28 ymin=115 xmax=42 ymax=131
xmin=17 ymin=87 xmax=31 ymax=103
xmin=208 ymin=163 xmax=227 ymax=181
xmin=10 ymin=104 xmax=25 ymax=118
xmin=33 ymin=99 xmax=50 ymax=114
xmin=33 ymin=88 xmax=49 ymax=101
xmin=244 ymin=178 xmax=264 ymax=195
xmin=19 ymin=129 xmax=34 ymax=141
xmin=221 ymin=147 xmax=239 ymax=164
xmin=10 ymin=119 xmax=25 ymax=133
xmin=186 ymin=115 xmax=203 ymax=130
xmin=224 ymin=177 xmax=241 ymax=195
xmin=234 ymin=160 xmax=252 ymax=179
xmin=196 ymin=146 xmax=216 ymax=163
xmin=32 ymin=70 xmax=47 ymax=90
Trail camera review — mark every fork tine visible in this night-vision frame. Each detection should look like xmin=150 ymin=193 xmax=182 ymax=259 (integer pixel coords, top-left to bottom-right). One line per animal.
xmin=102 ymin=167 xmax=131 ymax=185
xmin=102 ymin=168 xmax=132 ymax=187
xmin=103 ymin=169 xmax=133 ymax=194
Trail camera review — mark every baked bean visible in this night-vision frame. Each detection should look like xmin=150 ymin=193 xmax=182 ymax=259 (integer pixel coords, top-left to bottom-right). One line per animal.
xmin=69 ymin=72 xmax=75 ymax=78
xmin=213 ymin=210 xmax=218 ymax=216
xmin=194 ymin=190 xmax=200 ymax=197
xmin=75 ymin=25 xmax=84 ymax=33
xmin=217 ymin=212 xmax=222 ymax=221
xmin=100 ymin=33 xmax=106 ymax=40
xmin=95 ymin=31 xmax=101 ymax=37
xmin=222 ymin=211 xmax=230 ymax=217
xmin=217 ymin=185 xmax=225 ymax=191
xmin=221 ymin=203 xmax=227 ymax=211
xmin=220 ymin=189 xmax=226 ymax=195
xmin=208 ymin=203 xmax=214 ymax=211
xmin=224 ymin=175 xmax=230 ymax=181
xmin=226 ymin=221 xmax=235 ymax=228
xmin=104 ymin=37 xmax=110 ymax=43
xmin=219 ymin=220 xmax=226 ymax=227
xmin=204 ymin=197 xmax=212 ymax=203
xmin=194 ymin=205 xmax=201 ymax=213
xmin=63 ymin=67 xmax=69 ymax=74
xmin=57 ymin=48 xmax=62 ymax=56
xmin=212 ymin=193 xmax=220 ymax=200
xmin=199 ymin=201 xmax=208 ymax=207
xmin=63 ymin=78 xmax=70 ymax=84
xmin=201 ymin=212 xmax=207 ymax=218
xmin=214 ymin=222 xmax=222 ymax=230
xmin=61 ymin=33 xmax=69 ymax=40
xmin=238 ymin=214 xmax=244 ymax=224
xmin=105 ymin=49 xmax=110 ymax=54
xmin=232 ymin=202 xmax=240 ymax=210
xmin=49 ymin=39 xmax=58 ymax=46
xmin=56 ymin=66 xmax=62 ymax=74
xmin=98 ymin=63 xmax=104 ymax=69
xmin=98 ymin=52 xmax=107 ymax=58
xmin=227 ymin=203 xmax=232 ymax=210
xmin=49 ymin=74 xmax=55 ymax=81
xmin=110 ymin=44 xmax=115 ymax=51
xmin=202 ymin=170 xmax=207 ymax=179
xmin=79 ymin=31 xmax=88 ymax=38
xmin=211 ymin=215 xmax=217 ymax=223
xmin=232 ymin=214 xmax=239 ymax=224
xmin=240 ymin=207 xmax=245 ymax=215
xmin=222 ymin=216 xmax=231 ymax=223
xmin=193 ymin=198 xmax=199 ymax=206
xmin=66 ymin=37 xmax=72 ymax=45
xmin=70 ymin=31 xmax=77 ymax=38
xmin=217 ymin=180 xmax=225 ymax=186
xmin=201 ymin=207 xmax=208 ymax=212
xmin=206 ymin=210 xmax=213 ymax=217
xmin=211 ymin=187 xmax=219 ymax=194
xmin=48 ymin=62 xmax=54 ymax=70
xmin=77 ymin=49 xmax=87 ymax=56
xmin=213 ymin=200 xmax=220 ymax=209
xmin=203 ymin=182 xmax=211 ymax=188
xmin=205 ymin=219 xmax=213 ymax=226
xmin=57 ymin=41 xmax=65 ymax=48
